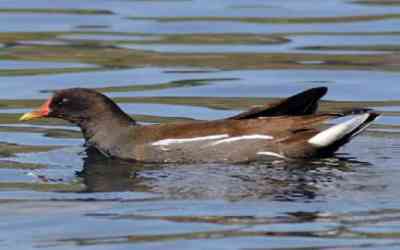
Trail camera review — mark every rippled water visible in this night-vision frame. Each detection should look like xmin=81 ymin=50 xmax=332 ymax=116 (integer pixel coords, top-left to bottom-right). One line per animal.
xmin=1 ymin=0 xmax=400 ymax=249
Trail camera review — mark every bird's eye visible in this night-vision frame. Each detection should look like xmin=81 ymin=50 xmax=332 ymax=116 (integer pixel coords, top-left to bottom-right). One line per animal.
xmin=56 ymin=98 xmax=69 ymax=106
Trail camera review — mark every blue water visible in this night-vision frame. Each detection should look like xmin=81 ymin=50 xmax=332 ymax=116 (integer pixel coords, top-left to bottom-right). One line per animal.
xmin=0 ymin=0 xmax=400 ymax=249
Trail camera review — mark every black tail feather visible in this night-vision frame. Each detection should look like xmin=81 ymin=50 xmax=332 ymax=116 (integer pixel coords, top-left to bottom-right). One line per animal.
xmin=229 ymin=87 xmax=328 ymax=120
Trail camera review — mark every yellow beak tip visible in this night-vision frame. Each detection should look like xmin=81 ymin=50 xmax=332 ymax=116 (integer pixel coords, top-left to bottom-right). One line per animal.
xmin=19 ymin=112 xmax=37 ymax=121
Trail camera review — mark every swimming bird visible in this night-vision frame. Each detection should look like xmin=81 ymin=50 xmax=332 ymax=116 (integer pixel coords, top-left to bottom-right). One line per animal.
xmin=20 ymin=87 xmax=379 ymax=163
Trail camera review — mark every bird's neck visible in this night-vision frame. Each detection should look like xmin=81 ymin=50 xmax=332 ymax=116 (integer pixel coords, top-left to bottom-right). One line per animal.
xmin=77 ymin=111 xmax=137 ymax=156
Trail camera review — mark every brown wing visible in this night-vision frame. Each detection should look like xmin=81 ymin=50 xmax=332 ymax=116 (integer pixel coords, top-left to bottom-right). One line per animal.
xmin=228 ymin=87 xmax=328 ymax=120
xmin=134 ymin=113 xmax=341 ymax=144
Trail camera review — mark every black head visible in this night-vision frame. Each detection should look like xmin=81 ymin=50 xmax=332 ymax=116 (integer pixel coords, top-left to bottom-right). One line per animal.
xmin=20 ymin=88 xmax=132 ymax=124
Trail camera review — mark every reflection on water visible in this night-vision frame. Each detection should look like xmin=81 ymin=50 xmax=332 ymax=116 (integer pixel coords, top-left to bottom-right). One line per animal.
xmin=0 ymin=60 xmax=94 ymax=70
xmin=78 ymin=149 xmax=360 ymax=201
xmin=1 ymin=0 xmax=400 ymax=249
xmin=119 ymin=43 xmax=387 ymax=55
xmin=18 ymin=148 xmax=400 ymax=249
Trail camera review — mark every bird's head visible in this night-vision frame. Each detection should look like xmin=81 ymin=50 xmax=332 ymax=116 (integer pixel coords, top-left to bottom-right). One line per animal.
xmin=20 ymin=88 xmax=131 ymax=124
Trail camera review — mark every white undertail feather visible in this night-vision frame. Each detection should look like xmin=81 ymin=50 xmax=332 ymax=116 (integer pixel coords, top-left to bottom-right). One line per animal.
xmin=308 ymin=113 xmax=371 ymax=148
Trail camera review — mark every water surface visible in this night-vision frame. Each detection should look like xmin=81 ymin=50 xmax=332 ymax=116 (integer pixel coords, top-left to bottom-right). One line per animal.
xmin=0 ymin=0 xmax=400 ymax=250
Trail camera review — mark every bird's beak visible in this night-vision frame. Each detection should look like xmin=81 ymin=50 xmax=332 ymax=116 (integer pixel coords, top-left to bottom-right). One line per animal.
xmin=19 ymin=98 xmax=52 ymax=121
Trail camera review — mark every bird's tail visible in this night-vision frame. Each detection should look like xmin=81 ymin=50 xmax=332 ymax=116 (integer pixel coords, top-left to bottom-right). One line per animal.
xmin=308 ymin=112 xmax=380 ymax=153
xmin=229 ymin=87 xmax=327 ymax=120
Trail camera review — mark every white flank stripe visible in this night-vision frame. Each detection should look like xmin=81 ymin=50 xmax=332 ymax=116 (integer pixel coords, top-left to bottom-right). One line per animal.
xmin=152 ymin=134 xmax=229 ymax=146
xmin=211 ymin=134 xmax=274 ymax=145
xmin=308 ymin=113 xmax=370 ymax=148
xmin=257 ymin=151 xmax=286 ymax=159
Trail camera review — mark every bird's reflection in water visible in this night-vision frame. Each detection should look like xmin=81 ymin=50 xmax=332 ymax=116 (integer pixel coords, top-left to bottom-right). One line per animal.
xmin=77 ymin=149 xmax=370 ymax=201
xmin=77 ymin=149 xmax=149 ymax=193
